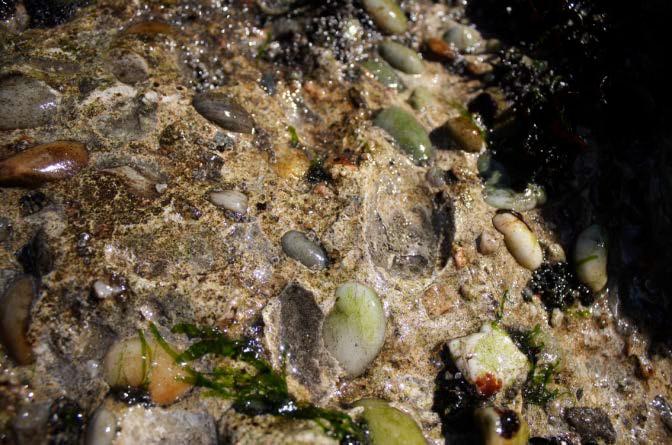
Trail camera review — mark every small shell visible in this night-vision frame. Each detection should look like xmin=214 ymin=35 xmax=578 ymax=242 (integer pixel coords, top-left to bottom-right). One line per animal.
xmin=475 ymin=407 xmax=529 ymax=445
xmin=354 ymin=399 xmax=425 ymax=445
xmin=209 ymin=190 xmax=248 ymax=215
xmin=492 ymin=212 xmax=543 ymax=270
xmin=574 ymin=224 xmax=607 ymax=292
xmin=323 ymin=282 xmax=386 ymax=377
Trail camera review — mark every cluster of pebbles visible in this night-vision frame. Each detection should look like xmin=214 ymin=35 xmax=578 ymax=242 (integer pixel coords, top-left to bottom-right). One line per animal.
xmin=1 ymin=0 xmax=671 ymax=444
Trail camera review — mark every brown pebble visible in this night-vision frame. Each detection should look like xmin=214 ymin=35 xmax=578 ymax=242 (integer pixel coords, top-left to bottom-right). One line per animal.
xmin=0 ymin=275 xmax=37 ymax=365
xmin=443 ymin=115 xmax=486 ymax=153
xmin=422 ymin=284 xmax=455 ymax=318
xmin=453 ymin=246 xmax=467 ymax=269
xmin=0 ymin=141 xmax=88 ymax=187
xmin=466 ymin=59 xmax=493 ymax=76
xmin=425 ymin=37 xmax=457 ymax=62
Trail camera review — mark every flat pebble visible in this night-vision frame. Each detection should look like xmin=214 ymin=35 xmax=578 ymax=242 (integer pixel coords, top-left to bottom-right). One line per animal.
xmin=111 ymin=52 xmax=149 ymax=84
xmin=209 ymin=190 xmax=248 ymax=215
xmin=322 ymin=282 xmax=386 ymax=376
xmin=374 ymin=106 xmax=433 ymax=164
xmin=0 ymin=275 xmax=37 ymax=365
xmin=0 ymin=74 xmax=60 ymax=130
xmin=378 ymin=40 xmax=424 ymax=74
xmin=281 ymin=230 xmax=328 ymax=270
xmin=0 ymin=141 xmax=88 ymax=187
xmin=192 ymin=92 xmax=254 ymax=133
xmin=362 ymin=0 xmax=408 ymax=34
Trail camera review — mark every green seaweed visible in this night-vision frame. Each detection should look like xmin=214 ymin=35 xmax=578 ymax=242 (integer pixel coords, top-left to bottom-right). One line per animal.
xmin=149 ymin=323 xmax=366 ymax=444
xmin=523 ymin=361 xmax=560 ymax=406
xmin=288 ymin=126 xmax=300 ymax=147
xmin=495 ymin=290 xmax=509 ymax=323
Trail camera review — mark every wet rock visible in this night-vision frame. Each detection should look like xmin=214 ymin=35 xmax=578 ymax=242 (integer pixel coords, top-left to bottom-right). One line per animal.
xmin=19 ymin=191 xmax=50 ymax=215
xmin=361 ymin=58 xmax=405 ymax=91
xmin=0 ymin=74 xmax=60 ymax=130
xmin=277 ymin=284 xmax=327 ymax=389
xmin=23 ymin=0 xmax=86 ymax=28
xmin=323 ymin=282 xmax=386 ymax=377
xmin=192 ymin=92 xmax=254 ymax=134
xmin=563 ymin=407 xmax=616 ymax=444
xmin=435 ymin=115 xmax=486 ymax=153
xmin=281 ymin=230 xmax=328 ymax=270
xmin=46 ymin=397 xmax=85 ymax=444
xmin=0 ymin=274 xmax=37 ymax=365
xmin=209 ymin=190 xmax=248 ymax=215
xmin=374 ymin=106 xmax=433 ymax=164
xmin=0 ymin=141 xmax=88 ymax=187
xmin=362 ymin=0 xmax=408 ymax=35
xmin=443 ymin=23 xmax=484 ymax=53
xmin=354 ymin=399 xmax=425 ymax=445
xmin=16 ymin=230 xmax=53 ymax=277
xmin=115 ymin=407 xmax=216 ymax=445
xmin=85 ymin=405 xmax=117 ymax=445
xmin=652 ymin=395 xmax=672 ymax=432
xmin=111 ymin=52 xmax=149 ymax=85
xmin=378 ymin=40 xmax=424 ymax=74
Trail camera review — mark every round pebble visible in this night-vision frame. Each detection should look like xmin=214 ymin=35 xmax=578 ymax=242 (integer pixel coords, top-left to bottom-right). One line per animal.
xmin=209 ymin=190 xmax=248 ymax=215
xmin=0 ymin=73 xmax=61 ymax=130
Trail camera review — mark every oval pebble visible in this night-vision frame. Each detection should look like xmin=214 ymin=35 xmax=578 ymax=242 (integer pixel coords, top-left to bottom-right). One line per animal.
xmin=354 ymin=399 xmax=425 ymax=445
xmin=0 ymin=141 xmax=88 ymax=187
xmin=492 ymin=211 xmax=543 ymax=270
xmin=192 ymin=92 xmax=254 ymax=134
xmin=443 ymin=23 xmax=484 ymax=53
xmin=0 ymin=275 xmax=37 ymax=365
xmin=111 ymin=52 xmax=149 ymax=85
xmin=362 ymin=0 xmax=408 ymax=35
xmin=378 ymin=40 xmax=424 ymax=74
xmin=0 ymin=74 xmax=60 ymax=130
xmin=209 ymin=190 xmax=248 ymax=215
xmin=574 ymin=224 xmax=608 ymax=292
xmin=281 ymin=230 xmax=328 ymax=270
xmin=441 ymin=115 xmax=486 ymax=153
xmin=85 ymin=406 xmax=117 ymax=445
xmin=361 ymin=58 xmax=405 ymax=91
xmin=408 ymin=86 xmax=434 ymax=111
xmin=374 ymin=106 xmax=433 ymax=164
xmin=322 ymin=282 xmax=386 ymax=376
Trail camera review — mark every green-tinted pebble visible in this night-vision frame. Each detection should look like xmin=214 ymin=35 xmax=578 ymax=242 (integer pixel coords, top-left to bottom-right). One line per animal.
xmin=378 ymin=40 xmax=424 ymax=74
xmin=408 ymin=86 xmax=434 ymax=111
xmin=354 ymin=399 xmax=426 ymax=445
xmin=362 ymin=0 xmax=408 ymax=35
xmin=374 ymin=106 xmax=433 ymax=164
xmin=361 ymin=58 xmax=405 ymax=91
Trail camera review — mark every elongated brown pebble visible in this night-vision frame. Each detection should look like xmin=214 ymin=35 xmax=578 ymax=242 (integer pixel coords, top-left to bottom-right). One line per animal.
xmin=0 ymin=141 xmax=88 ymax=187
xmin=0 ymin=275 xmax=37 ymax=365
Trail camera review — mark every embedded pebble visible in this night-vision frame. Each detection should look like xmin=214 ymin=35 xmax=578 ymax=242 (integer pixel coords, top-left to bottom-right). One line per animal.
xmin=361 ymin=58 xmax=404 ymax=91
xmin=448 ymin=323 xmax=530 ymax=396
xmin=443 ymin=23 xmax=484 ymax=53
xmin=0 ymin=74 xmax=60 ymax=130
xmin=374 ymin=106 xmax=433 ymax=164
xmin=85 ymin=406 xmax=117 ymax=445
xmin=378 ymin=40 xmax=424 ymax=74
xmin=209 ymin=190 xmax=248 ymax=215
xmin=103 ymin=336 xmax=192 ymax=405
xmin=440 ymin=115 xmax=486 ymax=153
xmin=281 ymin=230 xmax=328 ymax=270
xmin=0 ymin=141 xmax=89 ymax=187
xmin=574 ymin=224 xmax=608 ymax=293
xmin=111 ymin=52 xmax=149 ymax=85
xmin=475 ymin=407 xmax=529 ymax=445
xmin=0 ymin=275 xmax=37 ymax=365
xmin=483 ymin=184 xmax=545 ymax=212
xmin=322 ymin=282 xmax=386 ymax=376
xmin=563 ymin=407 xmax=616 ymax=444
xmin=477 ymin=231 xmax=498 ymax=255
xmin=425 ymin=37 xmax=457 ymax=61
xmin=192 ymin=92 xmax=254 ymax=133
xmin=92 ymin=280 xmax=125 ymax=299
xmin=362 ymin=0 xmax=408 ymax=35
xmin=492 ymin=211 xmax=543 ymax=270
xmin=408 ymin=86 xmax=434 ymax=111
xmin=354 ymin=399 xmax=425 ymax=445
xmin=102 ymin=166 xmax=158 ymax=198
